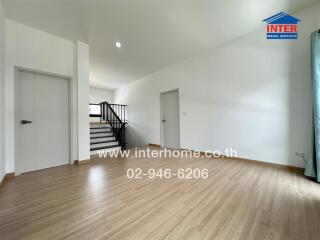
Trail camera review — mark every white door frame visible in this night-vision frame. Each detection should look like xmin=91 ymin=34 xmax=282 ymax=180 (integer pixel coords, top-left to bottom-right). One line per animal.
xmin=14 ymin=66 xmax=73 ymax=174
xmin=160 ymin=89 xmax=180 ymax=148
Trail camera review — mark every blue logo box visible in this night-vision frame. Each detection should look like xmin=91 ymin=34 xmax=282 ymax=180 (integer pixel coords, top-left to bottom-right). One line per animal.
xmin=267 ymin=33 xmax=298 ymax=39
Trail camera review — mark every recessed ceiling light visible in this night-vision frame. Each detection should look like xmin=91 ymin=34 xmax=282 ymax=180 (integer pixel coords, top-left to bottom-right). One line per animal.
xmin=115 ymin=41 xmax=122 ymax=48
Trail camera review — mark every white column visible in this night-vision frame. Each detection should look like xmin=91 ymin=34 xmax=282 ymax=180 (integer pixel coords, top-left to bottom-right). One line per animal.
xmin=0 ymin=0 xmax=5 ymax=179
xmin=76 ymin=41 xmax=90 ymax=161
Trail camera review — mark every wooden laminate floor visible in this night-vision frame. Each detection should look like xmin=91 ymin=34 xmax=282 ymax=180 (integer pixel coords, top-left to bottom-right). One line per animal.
xmin=0 ymin=148 xmax=320 ymax=240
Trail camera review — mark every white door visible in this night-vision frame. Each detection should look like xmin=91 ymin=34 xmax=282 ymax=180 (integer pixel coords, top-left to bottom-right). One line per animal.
xmin=15 ymin=70 xmax=70 ymax=174
xmin=161 ymin=90 xmax=180 ymax=149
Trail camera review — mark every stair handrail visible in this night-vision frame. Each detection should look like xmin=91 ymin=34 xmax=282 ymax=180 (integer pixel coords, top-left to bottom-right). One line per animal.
xmin=100 ymin=101 xmax=126 ymax=150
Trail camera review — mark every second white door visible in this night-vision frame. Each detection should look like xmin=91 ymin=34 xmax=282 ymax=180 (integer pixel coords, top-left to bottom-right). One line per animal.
xmin=161 ymin=90 xmax=180 ymax=149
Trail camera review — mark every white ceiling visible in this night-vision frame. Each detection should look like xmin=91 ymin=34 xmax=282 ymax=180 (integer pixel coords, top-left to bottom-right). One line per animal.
xmin=3 ymin=0 xmax=319 ymax=89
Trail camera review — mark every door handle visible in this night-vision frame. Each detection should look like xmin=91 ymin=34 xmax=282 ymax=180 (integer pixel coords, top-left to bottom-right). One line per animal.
xmin=21 ymin=120 xmax=32 ymax=124
xmin=162 ymin=119 xmax=166 ymax=122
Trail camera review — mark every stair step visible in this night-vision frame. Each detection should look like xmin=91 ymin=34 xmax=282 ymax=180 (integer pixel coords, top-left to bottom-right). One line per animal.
xmin=90 ymin=137 xmax=116 ymax=143
xmin=90 ymin=136 xmax=115 ymax=140
xmin=90 ymin=145 xmax=120 ymax=151
xmin=90 ymin=140 xmax=117 ymax=145
xmin=90 ymin=130 xmax=112 ymax=134
xmin=90 ymin=146 xmax=122 ymax=156
xmin=90 ymin=127 xmax=111 ymax=130
xmin=90 ymin=132 xmax=113 ymax=138
xmin=90 ymin=124 xmax=111 ymax=128
xmin=90 ymin=141 xmax=119 ymax=149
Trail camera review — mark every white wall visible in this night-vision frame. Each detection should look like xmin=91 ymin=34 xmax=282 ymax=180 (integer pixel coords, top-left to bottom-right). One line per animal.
xmin=90 ymin=87 xmax=114 ymax=104
xmin=0 ymin=0 xmax=5 ymax=181
xmin=76 ymin=41 xmax=90 ymax=161
xmin=115 ymin=4 xmax=320 ymax=168
xmin=4 ymin=20 xmax=90 ymax=173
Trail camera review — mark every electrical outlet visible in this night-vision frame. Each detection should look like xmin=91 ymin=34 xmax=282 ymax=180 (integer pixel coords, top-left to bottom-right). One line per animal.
xmin=295 ymin=152 xmax=306 ymax=163
xmin=295 ymin=152 xmax=305 ymax=158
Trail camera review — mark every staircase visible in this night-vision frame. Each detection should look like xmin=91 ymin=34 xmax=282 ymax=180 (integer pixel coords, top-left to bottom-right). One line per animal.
xmin=89 ymin=101 xmax=127 ymax=156
xmin=90 ymin=123 xmax=121 ymax=155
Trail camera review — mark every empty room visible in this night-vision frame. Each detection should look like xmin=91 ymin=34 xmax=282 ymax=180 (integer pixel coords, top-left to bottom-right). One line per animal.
xmin=1 ymin=0 xmax=320 ymax=239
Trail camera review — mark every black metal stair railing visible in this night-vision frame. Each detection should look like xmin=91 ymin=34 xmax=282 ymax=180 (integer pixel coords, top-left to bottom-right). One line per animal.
xmin=100 ymin=101 xmax=127 ymax=150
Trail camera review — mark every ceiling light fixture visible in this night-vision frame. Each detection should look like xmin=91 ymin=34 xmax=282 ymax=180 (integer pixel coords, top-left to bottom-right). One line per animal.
xmin=115 ymin=41 xmax=122 ymax=48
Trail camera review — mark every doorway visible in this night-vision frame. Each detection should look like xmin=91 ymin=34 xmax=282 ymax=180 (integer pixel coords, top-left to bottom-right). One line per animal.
xmin=14 ymin=69 xmax=70 ymax=174
xmin=160 ymin=89 xmax=180 ymax=149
